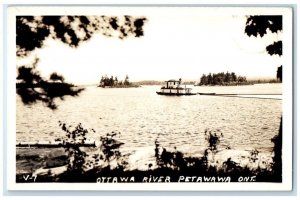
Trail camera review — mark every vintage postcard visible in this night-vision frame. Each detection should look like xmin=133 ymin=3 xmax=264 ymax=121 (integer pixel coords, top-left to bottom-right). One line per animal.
xmin=6 ymin=6 xmax=293 ymax=191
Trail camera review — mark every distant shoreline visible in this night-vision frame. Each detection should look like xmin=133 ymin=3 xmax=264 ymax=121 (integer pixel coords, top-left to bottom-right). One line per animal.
xmin=77 ymin=80 xmax=282 ymax=87
xmin=195 ymin=80 xmax=281 ymax=87
xmin=97 ymin=84 xmax=140 ymax=88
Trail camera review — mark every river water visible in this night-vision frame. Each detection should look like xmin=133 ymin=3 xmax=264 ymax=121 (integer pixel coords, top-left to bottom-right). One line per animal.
xmin=16 ymin=83 xmax=282 ymax=158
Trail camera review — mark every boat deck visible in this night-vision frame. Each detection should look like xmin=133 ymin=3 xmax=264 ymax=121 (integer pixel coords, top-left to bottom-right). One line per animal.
xmin=156 ymin=92 xmax=196 ymax=96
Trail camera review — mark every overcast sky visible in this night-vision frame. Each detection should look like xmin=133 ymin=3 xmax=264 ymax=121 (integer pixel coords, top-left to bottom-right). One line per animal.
xmin=16 ymin=8 xmax=282 ymax=85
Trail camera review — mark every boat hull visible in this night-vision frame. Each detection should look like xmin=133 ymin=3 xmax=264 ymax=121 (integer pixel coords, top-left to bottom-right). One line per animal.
xmin=156 ymin=92 xmax=196 ymax=96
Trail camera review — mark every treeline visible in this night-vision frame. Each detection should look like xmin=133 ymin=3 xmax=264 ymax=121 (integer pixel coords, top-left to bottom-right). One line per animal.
xmin=98 ymin=75 xmax=139 ymax=88
xmin=247 ymin=79 xmax=281 ymax=84
xmin=198 ymin=72 xmax=247 ymax=86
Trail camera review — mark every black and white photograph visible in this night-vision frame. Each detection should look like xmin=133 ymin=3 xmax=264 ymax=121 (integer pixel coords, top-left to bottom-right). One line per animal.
xmin=7 ymin=6 xmax=293 ymax=191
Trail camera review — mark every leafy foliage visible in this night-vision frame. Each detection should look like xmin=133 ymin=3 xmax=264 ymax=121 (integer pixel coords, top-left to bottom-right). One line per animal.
xmin=222 ymin=157 xmax=241 ymax=173
xmin=245 ymin=16 xmax=282 ymax=38
xmin=276 ymin=65 xmax=282 ymax=82
xmin=58 ymin=122 xmax=94 ymax=174
xmin=245 ymin=16 xmax=283 ymax=179
xmin=249 ymin=149 xmax=259 ymax=163
xmin=17 ymin=123 xmax=283 ymax=182
xmin=245 ymin=15 xmax=282 ymax=81
xmin=155 ymin=140 xmax=186 ymax=170
xmin=16 ymin=16 xmax=147 ymax=57
xmin=58 ymin=122 xmax=127 ymax=179
xmin=16 ymin=15 xmax=147 ymax=109
xmin=100 ymin=132 xmax=126 ymax=169
xmin=16 ymin=59 xmax=84 ymax=109
xmin=271 ymin=117 xmax=282 ymax=181
xmin=204 ymin=128 xmax=223 ymax=151
xmin=49 ymin=72 xmax=65 ymax=82
xmin=154 ymin=129 xmax=224 ymax=172
xmin=266 ymin=41 xmax=282 ymax=56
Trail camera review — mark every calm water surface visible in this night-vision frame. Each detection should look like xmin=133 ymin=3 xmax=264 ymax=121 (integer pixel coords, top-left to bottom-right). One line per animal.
xmin=17 ymin=84 xmax=282 ymax=156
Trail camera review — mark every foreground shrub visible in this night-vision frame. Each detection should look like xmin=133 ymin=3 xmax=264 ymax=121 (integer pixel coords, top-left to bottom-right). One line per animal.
xmin=16 ymin=122 xmax=282 ymax=183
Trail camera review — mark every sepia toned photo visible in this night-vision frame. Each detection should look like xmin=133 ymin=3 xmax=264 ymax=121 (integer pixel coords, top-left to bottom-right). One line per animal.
xmin=7 ymin=6 xmax=293 ymax=191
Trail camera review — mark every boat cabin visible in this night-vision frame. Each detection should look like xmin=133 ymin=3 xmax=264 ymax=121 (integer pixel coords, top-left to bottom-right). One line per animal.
xmin=163 ymin=79 xmax=182 ymax=89
xmin=157 ymin=78 xmax=195 ymax=95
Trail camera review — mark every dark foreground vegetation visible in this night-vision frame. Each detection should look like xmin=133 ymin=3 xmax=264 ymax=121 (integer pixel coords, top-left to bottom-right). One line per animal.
xmin=16 ymin=16 xmax=147 ymax=109
xmin=16 ymin=60 xmax=84 ymax=109
xmin=16 ymin=119 xmax=282 ymax=183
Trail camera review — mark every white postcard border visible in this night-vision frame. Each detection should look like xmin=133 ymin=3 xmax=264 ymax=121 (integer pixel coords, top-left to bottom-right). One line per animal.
xmin=6 ymin=5 xmax=293 ymax=191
